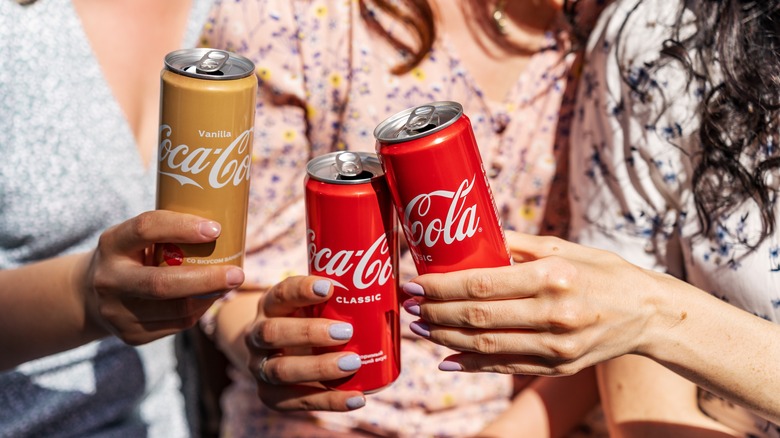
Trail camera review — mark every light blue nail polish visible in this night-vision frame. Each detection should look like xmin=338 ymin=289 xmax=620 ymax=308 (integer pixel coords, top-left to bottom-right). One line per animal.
xmin=329 ymin=323 xmax=353 ymax=340
xmin=346 ymin=396 xmax=366 ymax=410
xmin=402 ymin=299 xmax=421 ymax=316
xmin=402 ymin=282 xmax=425 ymax=296
xmin=313 ymin=279 xmax=331 ymax=297
xmin=338 ymin=354 xmax=362 ymax=371
xmin=409 ymin=321 xmax=431 ymax=337
xmin=439 ymin=360 xmax=463 ymax=372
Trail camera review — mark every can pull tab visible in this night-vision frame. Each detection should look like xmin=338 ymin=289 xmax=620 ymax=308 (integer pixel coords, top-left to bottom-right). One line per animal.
xmin=196 ymin=50 xmax=229 ymax=74
xmin=335 ymin=152 xmax=363 ymax=177
xmin=403 ymin=105 xmax=436 ymax=132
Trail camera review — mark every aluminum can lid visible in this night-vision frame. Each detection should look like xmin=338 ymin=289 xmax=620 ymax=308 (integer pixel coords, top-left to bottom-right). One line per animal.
xmin=307 ymin=151 xmax=384 ymax=184
xmin=164 ymin=48 xmax=255 ymax=80
xmin=373 ymin=101 xmax=463 ymax=144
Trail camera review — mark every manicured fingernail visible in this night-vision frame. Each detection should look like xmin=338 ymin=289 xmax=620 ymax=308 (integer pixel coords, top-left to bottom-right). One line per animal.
xmin=226 ymin=268 xmax=244 ymax=288
xmin=409 ymin=321 xmax=430 ymax=337
xmin=313 ymin=279 xmax=331 ymax=297
xmin=199 ymin=221 xmax=221 ymax=238
xmin=329 ymin=323 xmax=353 ymax=340
xmin=402 ymin=298 xmax=420 ymax=316
xmin=338 ymin=354 xmax=362 ymax=371
xmin=439 ymin=360 xmax=463 ymax=372
xmin=346 ymin=396 xmax=366 ymax=410
xmin=402 ymin=282 xmax=425 ymax=296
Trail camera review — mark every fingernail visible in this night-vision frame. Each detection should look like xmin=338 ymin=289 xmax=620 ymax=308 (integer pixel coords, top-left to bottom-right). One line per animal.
xmin=199 ymin=221 xmax=221 ymax=238
xmin=439 ymin=360 xmax=463 ymax=372
xmin=409 ymin=321 xmax=430 ymax=337
xmin=346 ymin=396 xmax=366 ymax=410
xmin=329 ymin=323 xmax=353 ymax=340
xmin=403 ymin=282 xmax=425 ymax=296
xmin=313 ymin=279 xmax=331 ymax=297
xmin=226 ymin=268 xmax=244 ymax=288
xmin=338 ymin=354 xmax=362 ymax=372
xmin=402 ymin=298 xmax=420 ymax=316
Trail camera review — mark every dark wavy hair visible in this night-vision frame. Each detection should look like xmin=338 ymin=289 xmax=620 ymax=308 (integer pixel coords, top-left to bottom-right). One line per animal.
xmin=592 ymin=0 xmax=780 ymax=245
xmin=677 ymin=1 xmax=780 ymax=244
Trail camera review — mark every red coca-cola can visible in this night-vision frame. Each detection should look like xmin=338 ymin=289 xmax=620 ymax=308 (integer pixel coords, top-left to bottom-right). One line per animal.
xmin=305 ymin=151 xmax=401 ymax=393
xmin=374 ymin=101 xmax=511 ymax=274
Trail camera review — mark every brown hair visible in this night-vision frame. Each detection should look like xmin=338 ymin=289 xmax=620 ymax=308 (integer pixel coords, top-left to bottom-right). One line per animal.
xmin=359 ymin=0 xmax=436 ymax=75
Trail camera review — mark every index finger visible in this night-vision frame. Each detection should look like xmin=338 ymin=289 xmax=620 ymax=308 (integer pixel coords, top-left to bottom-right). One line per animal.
xmin=263 ymin=276 xmax=334 ymax=317
xmin=104 ymin=210 xmax=222 ymax=255
xmin=404 ymin=265 xmax=533 ymax=302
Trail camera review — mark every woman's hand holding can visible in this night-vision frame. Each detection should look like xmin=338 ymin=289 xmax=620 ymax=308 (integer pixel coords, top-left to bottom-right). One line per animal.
xmin=244 ymin=275 xmax=368 ymax=412
xmin=82 ymin=210 xmax=245 ymax=345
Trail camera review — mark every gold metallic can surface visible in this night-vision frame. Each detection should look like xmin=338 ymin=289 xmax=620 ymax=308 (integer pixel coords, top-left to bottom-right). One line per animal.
xmin=155 ymin=49 xmax=257 ymax=267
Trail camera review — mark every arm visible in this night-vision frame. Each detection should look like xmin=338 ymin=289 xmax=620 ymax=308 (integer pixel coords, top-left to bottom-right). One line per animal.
xmin=478 ymin=369 xmax=599 ymax=438
xmin=401 ymin=233 xmax=780 ymax=424
xmin=0 ymin=253 xmax=104 ymax=368
xmin=0 ymin=210 xmax=243 ymax=370
xmin=606 ymin=274 xmax=780 ymax=428
xmin=599 ymin=356 xmax=737 ymax=438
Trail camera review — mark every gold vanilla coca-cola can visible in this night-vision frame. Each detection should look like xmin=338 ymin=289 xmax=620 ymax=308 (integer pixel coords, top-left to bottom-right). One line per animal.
xmin=154 ymin=49 xmax=257 ymax=267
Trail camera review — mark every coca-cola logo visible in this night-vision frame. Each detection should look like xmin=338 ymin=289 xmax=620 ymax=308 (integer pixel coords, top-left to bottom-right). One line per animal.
xmin=307 ymin=230 xmax=394 ymax=291
xmin=158 ymin=124 xmax=252 ymax=189
xmin=161 ymin=243 xmax=184 ymax=266
xmin=402 ymin=176 xmax=480 ymax=248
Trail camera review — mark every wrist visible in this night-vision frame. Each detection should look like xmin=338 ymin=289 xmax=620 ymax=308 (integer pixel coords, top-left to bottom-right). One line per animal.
xmin=213 ymin=290 xmax=264 ymax=371
xmin=635 ymin=270 xmax=694 ymax=362
xmin=72 ymin=251 xmax=110 ymax=340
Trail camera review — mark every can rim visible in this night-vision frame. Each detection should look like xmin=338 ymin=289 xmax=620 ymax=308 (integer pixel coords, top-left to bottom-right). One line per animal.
xmin=164 ymin=48 xmax=255 ymax=80
xmin=373 ymin=101 xmax=463 ymax=144
xmin=306 ymin=152 xmax=385 ymax=184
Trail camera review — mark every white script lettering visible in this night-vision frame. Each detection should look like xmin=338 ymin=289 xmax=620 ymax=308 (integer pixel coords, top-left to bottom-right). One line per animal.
xmin=158 ymin=124 xmax=251 ymax=189
xmin=402 ymin=176 xmax=480 ymax=248
xmin=307 ymin=230 xmax=394 ymax=291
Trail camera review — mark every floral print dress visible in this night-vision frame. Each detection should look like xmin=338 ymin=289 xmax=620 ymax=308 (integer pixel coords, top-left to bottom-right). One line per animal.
xmin=570 ymin=0 xmax=780 ymax=436
xmin=201 ymin=0 xmax=582 ymax=436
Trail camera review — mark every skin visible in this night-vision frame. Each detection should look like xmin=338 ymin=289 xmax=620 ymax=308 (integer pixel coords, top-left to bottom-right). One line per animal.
xmin=402 ymin=231 xmax=780 ymax=426
xmin=1 ymin=0 xmax=246 ymax=370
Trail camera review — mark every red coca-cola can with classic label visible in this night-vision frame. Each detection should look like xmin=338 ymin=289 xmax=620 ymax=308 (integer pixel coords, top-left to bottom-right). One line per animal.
xmin=374 ymin=101 xmax=511 ymax=274
xmin=305 ymin=151 xmax=401 ymax=393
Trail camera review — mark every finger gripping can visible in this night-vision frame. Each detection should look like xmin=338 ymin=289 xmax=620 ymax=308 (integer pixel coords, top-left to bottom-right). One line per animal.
xmin=155 ymin=49 xmax=257 ymax=267
xmin=374 ymin=101 xmax=511 ymax=274
xmin=305 ymin=151 xmax=401 ymax=393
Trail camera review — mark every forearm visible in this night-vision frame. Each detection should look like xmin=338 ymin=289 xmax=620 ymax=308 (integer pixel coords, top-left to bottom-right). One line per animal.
xmin=0 ymin=252 xmax=107 ymax=370
xmin=641 ymin=274 xmax=780 ymax=424
xmin=213 ymin=290 xmax=263 ymax=376
xmin=598 ymin=355 xmax=738 ymax=437
xmin=478 ymin=368 xmax=599 ymax=438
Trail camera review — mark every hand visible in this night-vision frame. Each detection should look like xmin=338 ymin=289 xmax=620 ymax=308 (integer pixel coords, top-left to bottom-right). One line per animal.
xmin=402 ymin=232 xmax=667 ymax=376
xmin=244 ymin=276 xmax=367 ymax=412
xmin=83 ymin=210 xmax=245 ymax=345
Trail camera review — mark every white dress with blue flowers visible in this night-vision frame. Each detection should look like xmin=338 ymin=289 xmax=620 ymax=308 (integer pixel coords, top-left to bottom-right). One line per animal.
xmin=569 ymin=0 xmax=780 ymax=436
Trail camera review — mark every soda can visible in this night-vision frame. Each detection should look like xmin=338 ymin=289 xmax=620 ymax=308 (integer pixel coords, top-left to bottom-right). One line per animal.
xmin=305 ymin=151 xmax=401 ymax=393
xmin=374 ymin=101 xmax=511 ymax=274
xmin=155 ymin=49 xmax=257 ymax=267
